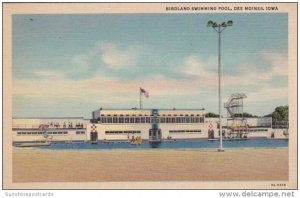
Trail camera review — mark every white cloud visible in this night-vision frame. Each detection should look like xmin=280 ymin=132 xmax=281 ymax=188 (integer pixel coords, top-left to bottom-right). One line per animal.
xmin=14 ymin=51 xmax=288 ymax=117
xmin=34 ymin=70 xmax=64 ymax=79
xmin=70 ymin=54 xmax=91 ymax=73
xmin=70 ymin=41 xmax=144 ymax=74
xmin=222 ymin=52 xmax=288 ymax=86
xmin=179 ymin=56 xmax=216 ymax=78
xmin=260 ymin=51 xmax=288 ymax=76
xmin=97 ymin=42 xmax=142 ymax=70
xmin=246 ymin=86 xmax=288 ymax=103
xmin=28 ymin=51 xmax=287 ymax=99
xmin=177 ymin=52 xmax=287 ymax=88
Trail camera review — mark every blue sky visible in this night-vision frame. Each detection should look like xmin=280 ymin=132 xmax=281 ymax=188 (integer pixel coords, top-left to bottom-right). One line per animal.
xmin=12 ymin=13 xmax=288 ymax=118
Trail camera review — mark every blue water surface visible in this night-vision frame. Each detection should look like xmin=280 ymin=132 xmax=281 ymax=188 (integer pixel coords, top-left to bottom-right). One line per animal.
xmin=35 ymin=139 xmax=288 ymax=150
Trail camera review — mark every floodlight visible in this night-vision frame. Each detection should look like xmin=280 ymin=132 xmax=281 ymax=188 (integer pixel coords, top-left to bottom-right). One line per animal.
xmin=212 ymin=22 xmax=218 ymax=28
xmin=207 ymin=21 xmax=214 ymax=27
xmin=206 ymin=20 xmax=233 ymax=152
xmin=221 ymin=22 xmax=227 ymax=27
xmin=227 ymin=20 xmax=233 ymax=26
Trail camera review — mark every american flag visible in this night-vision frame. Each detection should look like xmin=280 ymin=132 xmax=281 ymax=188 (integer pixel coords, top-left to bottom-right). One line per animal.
xmin=38 ymin=124 xmax=49 ymax=131
xmin=140 ymin=87 xmax=149 ymax=98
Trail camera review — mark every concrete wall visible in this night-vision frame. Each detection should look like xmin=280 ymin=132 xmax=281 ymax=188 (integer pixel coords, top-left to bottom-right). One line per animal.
xmin=206 ymin=117 xmax=272 ymax=127
xmin=247 ymin=130 xmax=272 ymax=138
xmin=87 ymin=122 xmax=211 ymax=141
xmin=273 ymin=129 xmax=289 ymax=139
xmin=12 ymin=115 xmax=277 ymax=142
xmin=13 ymin=129 xmax=87 ymax=142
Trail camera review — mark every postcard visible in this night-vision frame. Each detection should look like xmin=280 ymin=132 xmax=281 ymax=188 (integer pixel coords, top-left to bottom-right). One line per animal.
xmin=2 ymin=2 xmax=297 ymax=189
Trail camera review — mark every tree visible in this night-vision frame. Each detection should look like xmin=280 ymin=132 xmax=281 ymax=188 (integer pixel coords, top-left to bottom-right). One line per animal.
xmin=264 ymin=105 xmax=288 ymax=121
xmin=264 ymin=105 xmax=288 ymax=128
xmin=234 ymin=112 xmax=258 ymax=118
xmin=205 ymin=112 xmax=219 ymax=117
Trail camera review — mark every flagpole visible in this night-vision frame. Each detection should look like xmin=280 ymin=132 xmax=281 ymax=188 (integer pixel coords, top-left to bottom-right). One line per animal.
xmin=140 ymin=88 xmax=142 ymax=109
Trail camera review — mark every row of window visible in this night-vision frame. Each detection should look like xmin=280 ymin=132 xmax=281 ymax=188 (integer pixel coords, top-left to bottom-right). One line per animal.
xmin=101 ymin=114 xmax=202 ymax=117
xmin=247 ymin=129 xmax=268 ymax=132
xmin=169 ymin=130 xmax=202 ymax=133
xmin=17 ymin=131 xmax=45 ymax=135
xmin=76 ymin=131 xmax=86 ymax=135
xmin=99 ymin=116 xmax=205 ymax=124
xmin=231 ymin=129 xmax=268 ymax=132
xmin=16 ymin=131 xmax=86 ymax=135
xmin=16 ymin=131 xmax=68 ymax=135
xmin=105 ymin=130 xmax=141 ymax=134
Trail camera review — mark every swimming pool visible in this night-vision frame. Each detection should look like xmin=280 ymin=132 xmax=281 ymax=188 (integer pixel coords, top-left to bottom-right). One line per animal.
xmin=28 ymin=139 xmax=289 ymax=150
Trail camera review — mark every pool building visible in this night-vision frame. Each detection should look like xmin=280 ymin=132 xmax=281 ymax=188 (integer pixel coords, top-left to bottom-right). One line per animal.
xmin=12 ymin=108 xmax=288 ymax=143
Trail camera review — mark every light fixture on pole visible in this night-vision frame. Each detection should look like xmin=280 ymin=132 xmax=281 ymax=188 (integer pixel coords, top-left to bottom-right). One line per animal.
xmin=207 ymin=20 xmax=233 ymax=152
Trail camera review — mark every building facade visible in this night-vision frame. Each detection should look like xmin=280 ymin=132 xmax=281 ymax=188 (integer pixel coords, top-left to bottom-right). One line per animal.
xmin=12 ymin=117 xmax=89 ymax=142
xmin=89 ymin=108 xmax=207 ymax=141
xmin=12 ymin=108 xmax=285 ymax=143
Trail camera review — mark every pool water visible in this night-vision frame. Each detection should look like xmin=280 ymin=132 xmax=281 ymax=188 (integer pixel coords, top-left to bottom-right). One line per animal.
xmin=33 ymin=139 xmax=288 ymax=150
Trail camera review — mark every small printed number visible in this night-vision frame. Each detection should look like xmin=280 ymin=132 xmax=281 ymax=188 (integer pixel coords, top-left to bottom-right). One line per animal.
xmin=271 ymin=183 xmax=286 ymax=187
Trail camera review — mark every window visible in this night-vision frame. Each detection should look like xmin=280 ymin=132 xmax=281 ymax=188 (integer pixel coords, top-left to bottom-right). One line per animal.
xmin=191 ymin=117 xmax=195 ymax=123
xmin=181 ymin=117 xmax=185 ymax=123
xmin=186 ymin=117 xmax=191 ymax=123
xmin=151 ymin=117 xmax=159 ymax=123
xmin=135 ymin=117 xmax=140 ymax=123
xmin=113 ymin=117 xmax=118 ymax=123
xmin=169 ymin=130 xmax=202 ymax=133
xmin=130 ymin=117 xmax=135 ymax=123
xmin=171 ymin=117 xmax=176 ymax=123
xmin=146 ymin=117 xmax=150 ymax=123
xmin=105 ymin=130 xmax=141 ymax=134
xmin=76 ymin=131 xmax=85 ymax=135
xmin=166 ymin=117 xmax=170 ymax=123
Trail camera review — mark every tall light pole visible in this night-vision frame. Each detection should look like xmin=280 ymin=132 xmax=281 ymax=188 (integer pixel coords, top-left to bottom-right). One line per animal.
xmin=207 ymin=20 xmax=233 ymax=152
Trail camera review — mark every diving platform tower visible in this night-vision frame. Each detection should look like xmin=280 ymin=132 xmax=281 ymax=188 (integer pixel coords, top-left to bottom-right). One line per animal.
xmin=224 ymin=93 xmax=248 ymax=139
